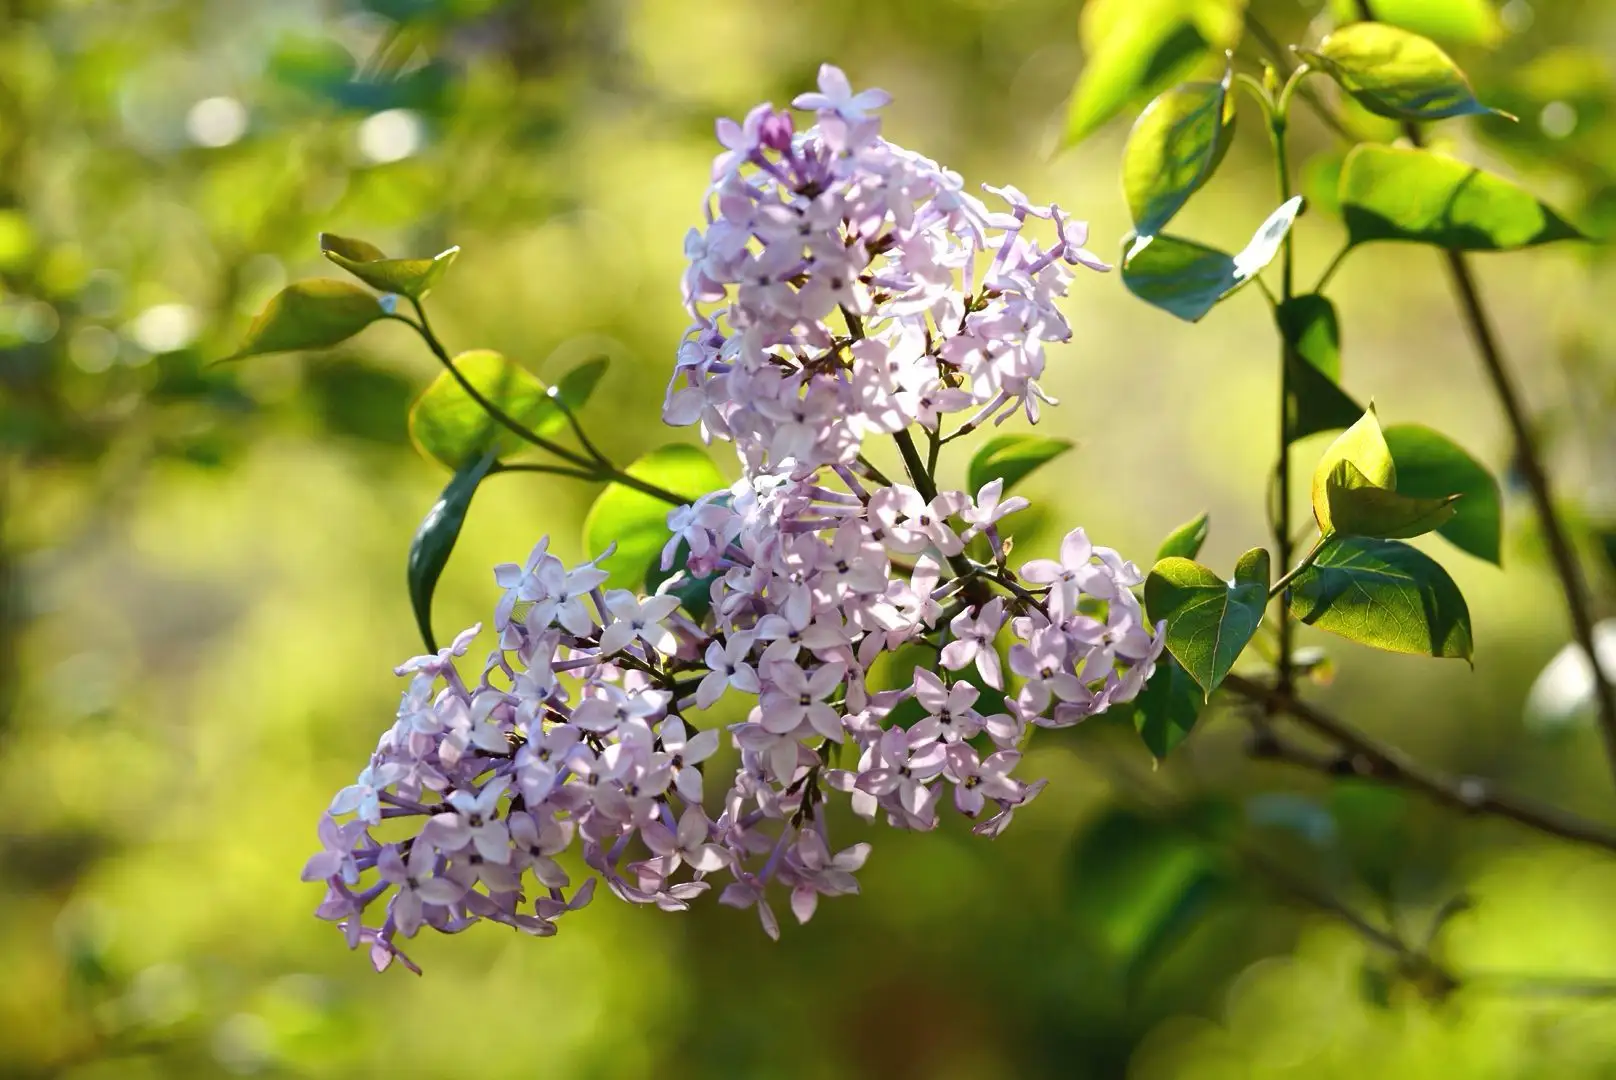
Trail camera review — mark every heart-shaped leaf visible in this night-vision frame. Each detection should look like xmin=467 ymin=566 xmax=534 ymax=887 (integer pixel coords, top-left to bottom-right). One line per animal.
xmin=967 ymin=434 xmax=1074 ymax=496
xmin=321 ymin=232 xmax=460 ymax=300
xmin=1132 ymin=653 xmax=1206 ymax=759
xmin=1340 ymin=145 xmax=1586 ymax=250
xmin=583 ymin=445 xmax=727 ymax=589
xmin=1323 ymin=459 xmax=1461 ymax=539
xmin=228 ymin=279 xmax=385 ymax=360
xmin=1288 ymin=537 xmax=1473 ymax=660
xmin=409 ymin=350 xmax=551 ymax=469
xmin=1277 ymin=294 xmax=1364 ymax=443
xmin=1156 ymin=512 xmax=1210 ymax=562
xmin=407 ymin=449 xmax=497 ymax=653
xmin=1121 ymin=196 xmax=1303 ymax=321
xmin=1144 ymin=548 xmax=1271 ymax=698
xmin=1122 ymin=71 xmax=1236 ymax=237
xmin=1299 ymin=23 xmax=1507 ymax=121
xmin=1384 ymin=424 xmax=1502 ymax=565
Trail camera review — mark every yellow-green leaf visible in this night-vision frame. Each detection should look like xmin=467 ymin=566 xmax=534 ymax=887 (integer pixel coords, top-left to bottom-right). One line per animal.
xmin=1122 ymin=72 xmax=1236 ymax=237
xmin=1323 ymin=459 xmax=1461 ymax=539
xmin=320 ymin=232 xmax=460 ymax=300
xmin=1328 ymin=0 xmax=1504 ymax=48
xmin=966 ymin=434 xmax=1074 ymax=496
xmin=583 ymin=445 xmax=726 ymax=589
xmin=1156 ymin=512 xmax=1210 ymax=562
xmin=1299 ymin=22 xmax=1506 ymax=121
xmin=1278 ymin=294 xmax=1364 ymax=443
xmin=409 ymin=350 xmax=550 ymax=469
xmin=228 ymin=279 xmax=385 ymax=360
xmin=1384 ymin=423 xmax=1502 ymax=564
xmin=1289 ymin=537 xmax=1473 ymax=660
xmin=407 ymin=450 xmax=497 ymax=653
xmin=1311 ymin=407 xmax=1395 ymax=534
xmin=1144 ymin=548 xmax=1270 ymax=698
xmin=1121 ymin=196 xmax=1302 ymax=321
xmin=1339 ymin=145 xmax=1586 ymax=250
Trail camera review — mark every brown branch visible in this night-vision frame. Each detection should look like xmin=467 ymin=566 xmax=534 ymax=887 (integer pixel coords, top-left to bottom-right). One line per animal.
xmin=1224 ymin=674 xmax=1616 ymax=854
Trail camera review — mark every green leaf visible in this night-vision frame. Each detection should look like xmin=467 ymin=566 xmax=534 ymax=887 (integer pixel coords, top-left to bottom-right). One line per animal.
xmin=1133 ymin=654 xmax=1206 ymax=759
xmin=1289 ymin=537 xmax=1473 ymax=660
xmin=1144 ymin=548 xmax=1271 ymax=698
xmin=583 ymin=445 xmax=726 ymax=589
xmin=1311 ymin=406 xmax=1396 ymax=534
xmin=228 ymin=279 xmax=384 ymax=360
xmin=409 ymin=350 xmax=550 ymax=469
xmin=1384 ymin=424 xmax=1502 ymax=564
xmin=1062 ymin=0 xmax=1241 ymax=146
xmin=1122 ymin=72 xmax=1236 ymax=237
xmin=966 ymin=434 xmax=1074 ymax=495
xmin=1278 ymin=295 xmax=1364 ymax=443
xmin=1328 ymin=0 xmax=1504 ymax=48
xmin=1323 ymin=459 xmax=1461 ymax=539
xmin=320 ymin=232 xmax=460 ymax=300
xmin=1299 ymin=22 xmax=1507 ymax=121
xmin=407 ymin=449 xmax=497 ymax=653
xmin=1156 ymin=512 xmax=1210 ymax=562
xmin=1339 ymin=145 xmax=1587 ymax=250
xmin=1121 ymin=196 xmax=1303 ymax=322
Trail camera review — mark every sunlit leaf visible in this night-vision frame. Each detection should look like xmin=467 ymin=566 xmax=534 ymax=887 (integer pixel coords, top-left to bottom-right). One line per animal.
xmin=407 ymin=450 xmax=496 ymax=653
xmin=966 ymin=434 xmax=1074 ymax=495
xmin=1339 ymin=145 xmax=1587 ymax=249
xmin=1328 ymin=0 xmax=1504 ymax=48
xmin=1323 ymin=458 xmax=1461 ymax=539
xmin=1384 ymin=424 xmax=1502 ymax=564
xmin=1133 ymin=654 xmax=1206 ymax=758
xmin=583 ymin=445 xmax=726 ymax=589
xmin=1121 ymin=197 xmax=1303 ymax=321
xmin=1288 ymin=537 xmax=1473 ymax=660
xmin=1156 ymin=512 xmax=1210 ymax=562
xmin=320 ymin=232 xmax=460 ymax=300
xmin=1062 ymin=0 xmax=1242 ymax=146
xmin=1311 ymin=406 xmax=1395 ymax=534
xmin=228 ymin=279 xmax=385 ymax=360
xmin=408 ymin=350 xmax=550 ymax=469
xmin=1144 ymin=548 xmax=1271 ymax=698
xmin=1122 ymin=72 xmax=1236 ymax=237
xmin=1299 ymin=23 xmax=1507 ymax=121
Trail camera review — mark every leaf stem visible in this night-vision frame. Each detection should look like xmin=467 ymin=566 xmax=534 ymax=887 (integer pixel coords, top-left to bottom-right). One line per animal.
xmin=1314 ymin=244 xmax=1351 ymax=292
xmin=392 ymin=306 xmax=691 ymax=508
xmin=1269 ymin=533 xmax=1331 ymax=599
xmin=1349 ymin=0 xmax=1616 ymax=785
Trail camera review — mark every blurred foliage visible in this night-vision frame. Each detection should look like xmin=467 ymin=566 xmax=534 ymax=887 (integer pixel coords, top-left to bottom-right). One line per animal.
xmin=3 ymin=0 xmax=1616 ymax=1076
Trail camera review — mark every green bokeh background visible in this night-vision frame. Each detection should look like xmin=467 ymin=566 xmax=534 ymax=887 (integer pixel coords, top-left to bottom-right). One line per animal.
xmin=4 ymin=0 xmax=1616 ymax=1076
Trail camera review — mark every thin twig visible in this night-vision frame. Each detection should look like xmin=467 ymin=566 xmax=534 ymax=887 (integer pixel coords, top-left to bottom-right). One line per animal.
xmin=1243 ymin=14 xmax=1353 ymax=141
xmin=1225 ymin=674 xmax=1616 ymax=853
xmin=1347 ymin=0 xmax=1616 ymax=784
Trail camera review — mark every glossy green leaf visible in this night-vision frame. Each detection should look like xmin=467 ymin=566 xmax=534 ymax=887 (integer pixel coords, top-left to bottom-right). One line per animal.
xmin=1311 ymin=407 xmax=1395 ymax=534
xmin=1323 ymin=459 xmax=1461 ymax=539
xmin=320 ymin=232 xmax=460 ymax=300
xmin=1122 ymin=72 xmax=1236 ymax=237
xmin=1133 ymin=654 xmax=1206 ymax=759
xmin=966 ymin=434 xmax=1074 ymax=496
xmin=583 ymin=445 xmax=726 ymax=589
xmin=1278 ymin=295 xmax=1363 ymax=443
xmin=1156 ymin=512 xmax=1210 ymax=562
xmin=1329 ymin=0 xmax=1504 ymax=47
xmin=1384 ymin=424 xmax=1502 ymax=564
xmin=1144 ymin=548 xmax=1271 ymax=698
xmin=1121 ymin=196 xmax=1303 ymax=321
xmin=408 ymin=350 xmax=550 ymax=469
xmin=407 ymin=449 xmax=497 ymax=653
xmin=1340 ymin=145 xmax=1586 ymax=250
xmin=1299 ymin=23 xmax=1505 ymax=121
xmin=227 ymin=279 xmax=384 ymax=360
xmin=1289 ymin=537 xmax=1473 ymax=660
xmin=1062 ymin=0 xmax=1242 ymax=146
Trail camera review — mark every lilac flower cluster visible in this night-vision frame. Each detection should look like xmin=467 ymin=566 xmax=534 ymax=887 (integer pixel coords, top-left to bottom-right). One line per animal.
xmin=305 ymin=65 xmax=1163 ymax=972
